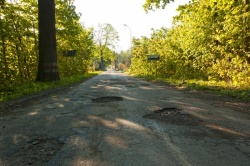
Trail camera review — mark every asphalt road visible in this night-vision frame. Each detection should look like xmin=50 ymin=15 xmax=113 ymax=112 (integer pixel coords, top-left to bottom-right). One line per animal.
xmin=0 ymin=70 xmax=250 ymax=166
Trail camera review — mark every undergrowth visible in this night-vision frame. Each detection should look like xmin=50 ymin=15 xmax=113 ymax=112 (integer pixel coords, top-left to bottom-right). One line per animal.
xmin=132 ymin=74 xmax=250 ymax=101
xmin=181 ymin=79 xmax=250 ymax=100
xmin=0 ymin=72 xmax=101 ymax=102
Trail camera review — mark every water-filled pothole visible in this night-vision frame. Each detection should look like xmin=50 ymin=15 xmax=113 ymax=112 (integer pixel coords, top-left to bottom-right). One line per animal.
xmin=92 ymin=96 xmax=123 ymax=103
xmin=143 ymin=107 xmax=202 ymax=126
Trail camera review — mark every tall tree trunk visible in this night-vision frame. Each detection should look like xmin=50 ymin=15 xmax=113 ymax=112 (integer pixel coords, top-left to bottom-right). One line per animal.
xmin=244 ymin=0 xmax=250 ymax=64
xmin=36 ymin=0 xmax=60 ymax=82
xmin=100 ymin=49 xmax=105 ymax=70
xmin=0 ymin=19 xmax=9 ymax=81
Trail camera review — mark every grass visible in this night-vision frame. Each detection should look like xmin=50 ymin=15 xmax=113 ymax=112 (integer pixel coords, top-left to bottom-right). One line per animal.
xmin=182 ymin=79 xmax=250 ymax=101
xmin=130 ymin=74 xmax=250 ymax=101
xmin=0 ymin=71 xmax=101 ymax=103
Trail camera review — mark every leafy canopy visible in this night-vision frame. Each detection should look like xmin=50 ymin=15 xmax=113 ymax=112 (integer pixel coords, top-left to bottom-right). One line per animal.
xmin=143 ymin=0 xmax=175 ymax=12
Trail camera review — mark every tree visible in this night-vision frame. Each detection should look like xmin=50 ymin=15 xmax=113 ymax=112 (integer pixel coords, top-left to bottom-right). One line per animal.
xmin=94 ymin=23 xmax=119 ymax=70
xmin=55 ymin=0 xmax=95 ymax=76
xmin=143 ymin=0 xmax=250 ymax=63
xmin=143 ymin=0 xmax=175 ymax=11
xmin=116 ymin=49 xmax=132 ymax=70
xmin=130 ymin=0 xmax=250 ymax=85
xmin=0 ymin=0 xmax=96 ymax=94
xmin=36 ymin=0 xmax=60 ymax=81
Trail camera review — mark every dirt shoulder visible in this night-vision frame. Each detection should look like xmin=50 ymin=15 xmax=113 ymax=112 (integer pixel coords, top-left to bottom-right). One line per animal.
xmin=0 ymin=78 xmax=90 ymax=117
xmin=153 ymin=81 xmax=250 ymax=115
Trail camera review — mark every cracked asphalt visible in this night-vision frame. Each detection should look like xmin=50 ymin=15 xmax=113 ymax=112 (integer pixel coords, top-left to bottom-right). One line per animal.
xmin=0 ymin=70 xmax=250 ymax=166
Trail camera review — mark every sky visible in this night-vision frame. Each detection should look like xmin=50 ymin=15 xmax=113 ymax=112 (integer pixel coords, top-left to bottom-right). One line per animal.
xmin=74 ymin=0 xmax=190 ymax=52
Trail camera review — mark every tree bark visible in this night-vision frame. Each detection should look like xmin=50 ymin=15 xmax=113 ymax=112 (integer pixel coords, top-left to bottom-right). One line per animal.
xmin=100 ymin=49 xmax=105 ymax=70
xmin=36 ymin=0 xmax=60 ymax=82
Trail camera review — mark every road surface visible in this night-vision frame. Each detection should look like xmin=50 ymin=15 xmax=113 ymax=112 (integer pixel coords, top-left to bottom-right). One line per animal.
xmin=0 ymin=70 xmax=250 ymax=165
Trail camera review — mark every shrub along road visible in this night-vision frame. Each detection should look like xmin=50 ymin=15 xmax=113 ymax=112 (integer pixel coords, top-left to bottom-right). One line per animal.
xmin=0 ymin=70 xmax=250 ymax=165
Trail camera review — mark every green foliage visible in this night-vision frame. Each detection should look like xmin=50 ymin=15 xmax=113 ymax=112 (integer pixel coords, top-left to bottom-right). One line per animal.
xmin=131 ymin=0 xmax=250 ymax=85
xmin=90 ymin=46 xmax=116 ymax=71
xmin=93 ymin=23 xmax=119 ymax=70
xmin=0 ymin=72 xmax=100 ymax=102
xmin=131 ymin=0 xmax=250 ymax=98
xmin=116 ymin=49 xmax=132 ymax=71
xmin=56 ymin=0 xmax=95 ymax=76
xmin=184 ymin=79 xmax=250 ymax=101
xmin=0 ymin=0 xmax=39 ymax=86
xmin=0 ymin=0 xmax=96 ymax=93
xmin=143 ymin=0 xmax=175 ymax=12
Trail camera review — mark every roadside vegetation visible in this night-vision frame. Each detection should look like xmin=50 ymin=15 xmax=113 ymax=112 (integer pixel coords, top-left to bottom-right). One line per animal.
xmin=0 ymin=1 xmax=115 ymax=102
xmin=1 ymin=0 xmax=249 ymax=102
xmin=134 ymin=75 xmax=250 ymax=100
xmin=130 ymin=0 xmax=250 ymax=100
xmin=0 ymin=72 xmax=100 ymax=102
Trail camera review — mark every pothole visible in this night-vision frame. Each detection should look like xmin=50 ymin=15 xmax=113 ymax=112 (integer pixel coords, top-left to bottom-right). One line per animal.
xmin=109 ymin=82 xmax=131 ymax=86
xmin=3 ymin=135 xmax=64 ymax=165
xmin=143 ymin=107 xmax=202 ymax=126
xmin=92 ymin=96 xmax=123 ymax=103
xmin=153 ymin=107 xmax=181 ymax=115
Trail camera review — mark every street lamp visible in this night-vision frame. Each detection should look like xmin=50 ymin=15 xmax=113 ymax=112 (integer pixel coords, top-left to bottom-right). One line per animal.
xmin=124 ymin=24 xmax=132 ymax=56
